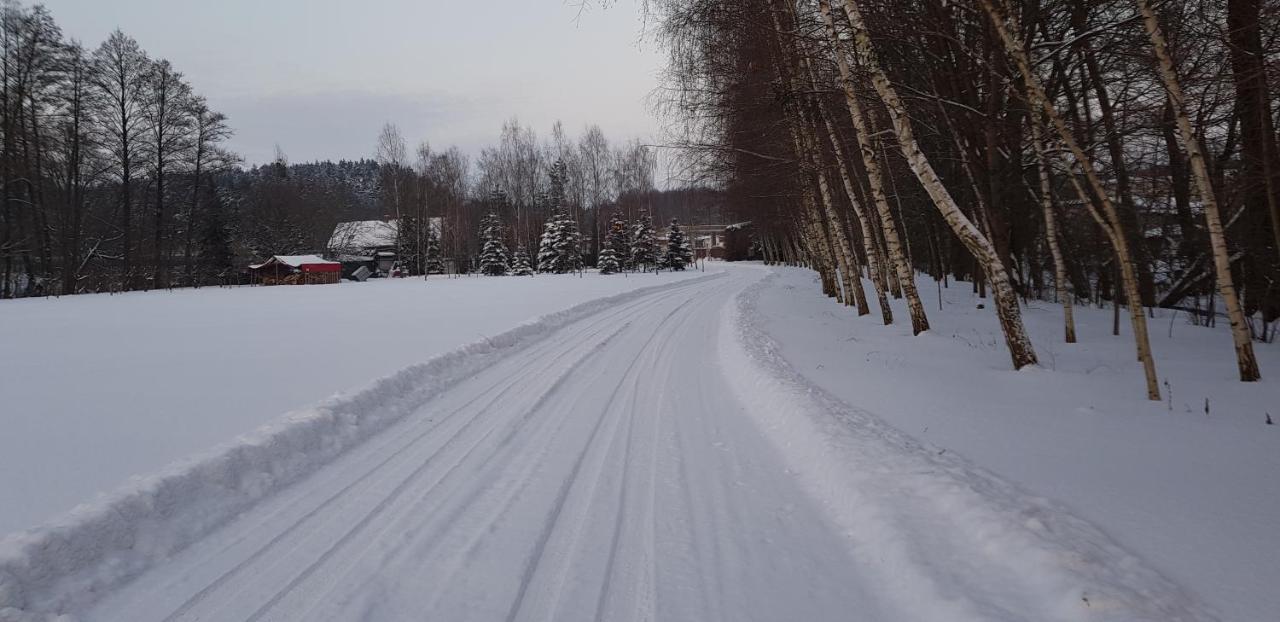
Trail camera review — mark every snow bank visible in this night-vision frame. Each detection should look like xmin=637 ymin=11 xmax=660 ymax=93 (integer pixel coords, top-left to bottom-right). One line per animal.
xmin=717 ymin=267 xmax=1218 ymax=621
xmin=0 ymin=270 xmax=707 ymax=536
xmin=750 ymin=266 xmax=1278 ymax=621
xmin=0 ymin=272 xmax=722 ymax=618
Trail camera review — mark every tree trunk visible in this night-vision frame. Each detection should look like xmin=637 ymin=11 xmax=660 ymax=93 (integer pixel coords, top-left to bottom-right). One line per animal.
xmin=820 ymin=0 xmax=931 ymax=335
xmin=819 ymin=98 xmax=893 ymax=324
xmin=836 ymin=0 xmax=1041 ymax=369
xmin=1226 ymin=0 xmax=1280 ymax=263
xmin=1137 ymin=0 xmax=1261 ymax=381
xmin=977 ymin=0 xmax=1156 ymax=397
xmin=1031 ymin=114 xmax=1077 ymax=343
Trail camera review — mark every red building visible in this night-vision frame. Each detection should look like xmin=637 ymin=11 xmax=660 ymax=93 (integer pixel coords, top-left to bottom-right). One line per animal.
xmin=249 ymin=255 xmax=341 ymax=285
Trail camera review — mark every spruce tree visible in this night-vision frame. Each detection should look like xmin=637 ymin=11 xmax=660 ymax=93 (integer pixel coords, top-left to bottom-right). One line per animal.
xmin=630 ymin=210 xmax=658 ymax=272
xmin=606 ymin=213 xmax=631 ymax=271
xmin=535 ymin=159 xmax=582 ymax=274
xmin=536 ymin=207 xmax=559 ymax=274
xmin=423 ymin=223 xmax=444 ymax=274
xmin=554 ymin=217 xmax=582 ymax=274
xmin=597 ymin=246 xmax=621 ymax=274
xmin=479 ymin=210 xmax=510 ymax=276
xmin=664 ymin=219 xmax=694 ymax=270
xmin=511 ymin=246 xmax=534 ymax=276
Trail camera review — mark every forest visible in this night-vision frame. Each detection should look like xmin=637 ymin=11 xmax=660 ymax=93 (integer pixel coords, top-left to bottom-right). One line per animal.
xmin=644 ymin=0 xmax=1279 ymax=396
xmin=0 ymin=2 xmax=722 ymax=298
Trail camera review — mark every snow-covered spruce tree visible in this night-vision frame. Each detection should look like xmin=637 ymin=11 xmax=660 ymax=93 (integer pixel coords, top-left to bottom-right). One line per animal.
xmin=663 ymin=219 xmax=694 ymax=270
xmin=606 ymin=213 xmax=631 ymax=271
xmin=536 ymin=206 xmax=560 ymax=273
xmin=479 ymin=210 xmax=510 ymax=276
xmin=553 ymin=217 xmax=582 ymax=274
xmin=511 ymin=246 xmax=534 ymax=276
xmin=535 ymin=159 xmax=582 ymax=274
xmin=423 ymin=224 xmax=445 ymax=275
xmin=630 ymin=211 xmax=658 ymax=272
xmin=597 ymin=246 xmax=621 ymax=274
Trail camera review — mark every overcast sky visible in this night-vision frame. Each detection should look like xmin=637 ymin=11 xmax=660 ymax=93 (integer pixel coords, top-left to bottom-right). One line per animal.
xmin=41 ymin=0 xmax=664 ymax=168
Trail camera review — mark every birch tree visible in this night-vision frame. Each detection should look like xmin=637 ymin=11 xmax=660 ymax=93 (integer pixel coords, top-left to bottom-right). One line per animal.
xmin=1135 ymin=0 xmax=1261 ymax=381
xmin=832 ymin=0 xmax=1037 ymax=368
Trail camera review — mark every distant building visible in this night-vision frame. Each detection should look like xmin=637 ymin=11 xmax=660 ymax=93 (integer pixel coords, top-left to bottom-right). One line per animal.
xmin=684 ymin=224 xmax=731 ymax=260
xmin=327 ymin=218 xmax=444 ymax=277
xmin=328 ymin=219 xmax=399 ymax=276
xmin=249 ymin=255 xmax=341 ymax=285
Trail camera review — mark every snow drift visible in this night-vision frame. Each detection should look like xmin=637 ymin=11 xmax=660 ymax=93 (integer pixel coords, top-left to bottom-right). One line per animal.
xmin=717 ymin=268 xmax=1219 ymax=621
xmin=0 ymin=272 xmax=722 ymax=619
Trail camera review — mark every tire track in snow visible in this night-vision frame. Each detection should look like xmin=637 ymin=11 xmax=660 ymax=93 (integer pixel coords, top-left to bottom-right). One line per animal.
xmin=233 ymin=287 xmax=705 ymax=621
xmin=502 ymin=299 xmax=697 ymax=622
xmin=589 ymin=279 xmax=726 ymax=622
xmin=94 ymin=279 xmax=714 ymax=622
xmin=82 ymin=267 xmax=895 ymax=622
xmin=262 ymin=283 xmax=722 ymax=621
xmin=514 ymin=282 xmax=730 ymax=622
xmin=158 ymin=290 xmax=652 ymax=619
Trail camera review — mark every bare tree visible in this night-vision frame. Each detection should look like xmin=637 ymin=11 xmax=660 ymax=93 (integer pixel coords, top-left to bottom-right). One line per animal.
xmin=1136 ymin=0 xmax=1261 ymax=380
xmin=92 ymin=29 xmax=149 ymax=290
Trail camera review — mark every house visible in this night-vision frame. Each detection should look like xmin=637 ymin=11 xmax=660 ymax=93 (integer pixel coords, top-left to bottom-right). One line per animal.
xmin=685 ymin=224 xmax=732 ymax=260
xmin=327 ymin=218 xmax=445 ymax=277
xmin=249 ymin=255 xmax=341 ymax=285
xmin=328 ymin=220 xmax=399 ymax=276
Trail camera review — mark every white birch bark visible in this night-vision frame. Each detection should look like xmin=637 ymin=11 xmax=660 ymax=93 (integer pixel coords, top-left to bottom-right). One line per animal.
xmin=819 ymin=0 xmax=930 ymax=334
xmin=1135 ymin=0 xmax=1260 ymax=381
xmin=820 ymin=101 xmax=894 ymax=324
xmin=976 ymin=0 xmax=1158 ymax=397
xmin=1030 ymin=114 xmax=1077 ymax=343
xmin=832 ymin=0 xmax=1039 ymax=368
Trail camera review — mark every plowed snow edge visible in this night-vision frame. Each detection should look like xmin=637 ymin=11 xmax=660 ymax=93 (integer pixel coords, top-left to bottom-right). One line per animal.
xmin=719 ymin=267 xmax=1218 ymax=622
xmin=0 ymin=271 xmax=724 ymax=620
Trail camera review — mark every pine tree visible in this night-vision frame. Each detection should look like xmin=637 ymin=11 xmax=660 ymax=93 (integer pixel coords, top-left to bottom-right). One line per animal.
xmin=630 ymin=210 xmax=658 ymax=272
xmin=554 ymin=217 xmax=582 ymax=274
xmin=479 ymin=210 xmax=510 ymax=276
xmin=606 ymin=213 xmax=631 ymax=271
xmin=423 ymin=224 xmax=444 ymax=275
xmin=511 ymin=246 xmax=534 ymax=276
xmin=535 ymin=159 xmax=582 ymax=274
xmin=664 ymin=219 xmax=694 ymax=270
xmin=597 ymin=246 xmax=621 ymax=274
xmin=536 ymin=207 xmax=559 ymax=273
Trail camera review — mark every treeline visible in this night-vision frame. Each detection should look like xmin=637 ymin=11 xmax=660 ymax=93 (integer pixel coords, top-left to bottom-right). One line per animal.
xmin=649 ymin=0 xmax=1277 ymax=397
xmin=361 ymin=118 xmax=721 ymax=273
xmin=0 ymin=0 xmax=724 ymax=297
xmin=474 ymin=158 xmax=696 ymax=277
xmin=0 ymin=3 xmax=236 ymax=296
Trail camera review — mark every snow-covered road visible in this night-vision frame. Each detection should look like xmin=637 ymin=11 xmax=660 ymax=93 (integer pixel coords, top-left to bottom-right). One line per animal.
xmin=4 ymin=265 xmax=1219 ymax=621
xmin=78 ymin=268 xmax=890 ymax=621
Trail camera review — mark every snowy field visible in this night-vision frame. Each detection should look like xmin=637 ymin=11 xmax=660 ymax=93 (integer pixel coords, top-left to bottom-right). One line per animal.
xmin=1 ymin=263 xmax=1274 ymax=621
xmin=0 ymin=270 xmax=709 ymax=535
xmin=750 ymin=266 xmax=1279 ymax=622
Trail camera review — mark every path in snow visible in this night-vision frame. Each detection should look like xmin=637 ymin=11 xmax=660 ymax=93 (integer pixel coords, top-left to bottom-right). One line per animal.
xmin=35 ymin=264 xmax=1212 ymax=621
xmin=80 ymin=269 xmax=891 ymax=621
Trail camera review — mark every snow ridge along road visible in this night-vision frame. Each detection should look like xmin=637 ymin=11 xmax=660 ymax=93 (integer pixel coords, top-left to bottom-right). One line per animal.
xmin=0 ymin=273 xmax=722 ymax=619
xmin=4 ymin=264 xmax=1218 ymax=621
xmin=722 ymin=267 xmax=1218 ymax=622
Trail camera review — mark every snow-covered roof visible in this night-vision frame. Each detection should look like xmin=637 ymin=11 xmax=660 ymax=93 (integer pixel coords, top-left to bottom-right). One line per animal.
xmin=329 ymin=220 xmax=398 ymax=251
xmin=249 ymin=254 xmax=339 ymax=269
xmin=328 ymin=218 xmax=442 ymax=252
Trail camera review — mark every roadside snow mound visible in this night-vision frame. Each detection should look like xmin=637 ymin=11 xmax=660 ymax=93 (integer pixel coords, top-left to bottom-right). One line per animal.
xmin=0 ymin=272 xmax=722 ymax=619
xmin=718 ymin=268 xmax=1218 ymax=622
